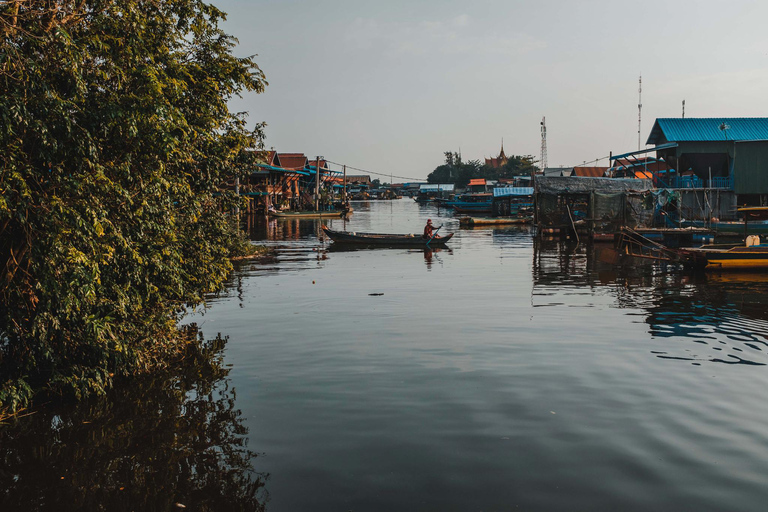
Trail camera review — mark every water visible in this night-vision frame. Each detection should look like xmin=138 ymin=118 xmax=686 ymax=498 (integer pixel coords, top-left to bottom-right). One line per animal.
xmin=3 ymin=199 xmax=768 ymax=511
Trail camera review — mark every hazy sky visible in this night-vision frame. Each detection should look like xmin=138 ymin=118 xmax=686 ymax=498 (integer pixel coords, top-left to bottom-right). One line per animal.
xmin=217 ymin=0 xmax=768 ymax=180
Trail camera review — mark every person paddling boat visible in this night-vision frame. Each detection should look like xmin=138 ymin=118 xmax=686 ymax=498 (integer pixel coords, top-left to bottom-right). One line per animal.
xmin=422 ymin=219 xmax=441 ymax=240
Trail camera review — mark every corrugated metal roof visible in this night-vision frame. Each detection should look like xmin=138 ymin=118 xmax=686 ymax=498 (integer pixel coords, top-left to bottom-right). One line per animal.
xmin=572 ymin=166 xmax=609 ymax=177
xmin=420 ymin=184 xmax=455 ymax=192
xmin=647 ymin=118 xmax=768 ymax=145
xmin=493 ymin=187 xmax=534 ymax=197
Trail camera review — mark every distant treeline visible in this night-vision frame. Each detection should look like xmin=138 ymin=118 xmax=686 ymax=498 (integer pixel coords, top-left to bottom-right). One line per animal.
xmin=427 ymin=152 xmax=537 ymax=186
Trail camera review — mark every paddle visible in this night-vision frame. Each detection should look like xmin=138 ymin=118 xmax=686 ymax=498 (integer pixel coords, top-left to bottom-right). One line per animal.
xmin=426 ymin=225 xmax=442 ymax=247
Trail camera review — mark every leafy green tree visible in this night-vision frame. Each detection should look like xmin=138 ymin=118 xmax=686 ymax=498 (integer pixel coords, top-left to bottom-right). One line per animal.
xmin=427 ymin=151 xmax=482 ymax=187
xmin=0 ymin=0 xmax=266 ymax=410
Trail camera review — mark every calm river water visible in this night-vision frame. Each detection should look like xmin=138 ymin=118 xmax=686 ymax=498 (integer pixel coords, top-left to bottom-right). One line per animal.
xmin=3 ymin=198 xmax=768 ymax=511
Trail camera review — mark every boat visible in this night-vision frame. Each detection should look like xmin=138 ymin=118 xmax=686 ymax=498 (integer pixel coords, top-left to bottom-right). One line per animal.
xmin=682 ymin=219 xmax=768 ymax=235
xmin=459 ymin=216 xmax=532 ymax=227
xmin=322 ymin=226 xmax=454 ymax=247
xmin=678 ymin=240 xmax=768 ymax=270
xmin=664 ymin=208 xmax=768 ymax=270
xmin=445 ymin=193 xmax=493 ymax=214
xmin=681 ymin=207 xmax=768 ymax=235
xmin=269 ymin=209 xmax=352 ymax=219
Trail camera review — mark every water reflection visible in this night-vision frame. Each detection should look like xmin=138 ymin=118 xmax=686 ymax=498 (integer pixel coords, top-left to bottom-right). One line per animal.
xmin=0 ymin=334 xmax=267 ymax=511
xmin=532 ymin=239 xmax=768 ymax=366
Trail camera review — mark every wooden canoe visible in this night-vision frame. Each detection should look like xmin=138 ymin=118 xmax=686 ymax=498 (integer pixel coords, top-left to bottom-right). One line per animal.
xmin=459 ymin=216 xmax=533 ymax=226
xmin=269 ymin=209 xmax=352 ymax=218
xmin=322 ymin=226 xmax=453 ymax=247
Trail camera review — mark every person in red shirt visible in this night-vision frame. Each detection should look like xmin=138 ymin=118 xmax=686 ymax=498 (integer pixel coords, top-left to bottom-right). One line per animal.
xmin=423 ymin=219 xmax=439 ymax=239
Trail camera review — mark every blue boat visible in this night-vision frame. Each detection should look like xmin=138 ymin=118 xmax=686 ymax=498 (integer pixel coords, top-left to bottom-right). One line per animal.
xmin=445 ymin=193 xmax=493 ymax=214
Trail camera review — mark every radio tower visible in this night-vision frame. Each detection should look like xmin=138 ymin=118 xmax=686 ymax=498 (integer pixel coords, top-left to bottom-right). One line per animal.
xmin=540 ymin=116 xmax=548 ymax=172
xmin=637 ymin=75 xmax=642 ymax=150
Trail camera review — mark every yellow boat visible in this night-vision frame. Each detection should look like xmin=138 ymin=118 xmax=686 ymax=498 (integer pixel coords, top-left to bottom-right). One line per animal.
xmin=682 ymin=243 xmax=768 ymax=270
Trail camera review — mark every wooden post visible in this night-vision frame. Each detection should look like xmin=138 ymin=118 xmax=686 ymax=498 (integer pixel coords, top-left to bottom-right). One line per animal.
xmin=314 ymin=156 xmax=320 ymax=211
xmin=343 ymin=164 xmax=347 ymax=203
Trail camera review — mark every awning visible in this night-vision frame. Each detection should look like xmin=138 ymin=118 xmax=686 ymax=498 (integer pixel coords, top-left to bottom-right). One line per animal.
xmin=611 ymin=142 xmax=678 ymax=161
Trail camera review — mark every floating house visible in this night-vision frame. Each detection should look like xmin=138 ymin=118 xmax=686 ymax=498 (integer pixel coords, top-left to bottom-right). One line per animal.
xmin=242 ymin=152 xmax=341 ymax=212
xmin=492 ymin=186 xmax=534 ymax=217
xmin=535 ymin=176 xmax=654 ymax=236
xmin=613 ymin=118 xmax=768 ymax=220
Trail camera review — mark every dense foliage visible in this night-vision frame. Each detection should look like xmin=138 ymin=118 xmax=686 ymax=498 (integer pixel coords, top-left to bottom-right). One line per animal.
xmin=0 ymin=0 xmax=266 ymax=410
xmin=427 ymin=151 xmax=537 ymax=186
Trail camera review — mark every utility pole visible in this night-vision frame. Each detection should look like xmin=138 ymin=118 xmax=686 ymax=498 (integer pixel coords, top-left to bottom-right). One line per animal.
xmin=638 ymin=75 xmax=643 ymax=151
xmin=540 ymin=117 xmax=548 ymax=172
xmin=314 ymin=156 xmax=320 ymax=211
xmin=682 ymin=99 xmax=685 ymax=118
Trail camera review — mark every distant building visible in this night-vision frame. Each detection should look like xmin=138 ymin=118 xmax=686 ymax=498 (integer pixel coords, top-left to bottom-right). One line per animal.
xmin=485 ymin=141 xmax=509 ymax=168
xmin=542 ymin=167 xmax=574 ymax=177
xmin=572 ymin=166 xmax=609 ymax=178
xmin=277 ymin=152 xmax=309 ymax=170
xmin=347 ymin=175 xmax=371 ymax=185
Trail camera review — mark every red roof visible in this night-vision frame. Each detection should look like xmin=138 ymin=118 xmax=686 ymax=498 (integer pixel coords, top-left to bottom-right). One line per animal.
xmin=277 ymin=153 xmax=308 ymax=170
xmin=265 ymin=150 xmax=279 ymax=166
xmin=468 ymin=178 xmax=486 ymax=186
xmin=572 ymin=166 xmax=609 ymax=177
xmin=485 ymin=157 xmax=505 ymax=169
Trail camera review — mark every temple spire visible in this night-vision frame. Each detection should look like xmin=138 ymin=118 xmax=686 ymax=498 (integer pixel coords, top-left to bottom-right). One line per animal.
xmin=499 ymin=138 xmax=506 ymax=159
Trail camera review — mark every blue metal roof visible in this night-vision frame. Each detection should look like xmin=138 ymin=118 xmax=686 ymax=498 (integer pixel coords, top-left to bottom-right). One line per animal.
xmin=647 ymin=118 xmax=768 ymax=145
xmin=493 ymin=187 xmax=534 ymax=198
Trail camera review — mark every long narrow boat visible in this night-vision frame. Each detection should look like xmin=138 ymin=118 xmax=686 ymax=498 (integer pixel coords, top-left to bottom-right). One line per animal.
xmin=679 ymin=243 xmax=768 ymax=270
xmin=682 ymin=206 xmax=768 ymax=235
xmin=322 ymin=226 xmax=453 ymax=247
xmin=459 ymin=216 xmax=533 ymax=227
xmin=269 ymin=209 xmax=352 ymax=219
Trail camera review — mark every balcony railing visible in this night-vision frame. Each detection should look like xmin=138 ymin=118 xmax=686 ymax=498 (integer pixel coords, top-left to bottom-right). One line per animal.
xmin=662 ymin=176 xmax=732 ymax=189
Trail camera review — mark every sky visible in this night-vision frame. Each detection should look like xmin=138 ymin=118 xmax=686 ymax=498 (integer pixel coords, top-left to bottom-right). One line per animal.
xmin=216 ymin=0 xmax=768 ymax=181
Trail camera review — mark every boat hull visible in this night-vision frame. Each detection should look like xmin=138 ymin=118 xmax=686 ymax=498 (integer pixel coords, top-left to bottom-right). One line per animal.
xmin=459 ymin=216 xmax=532 ymax=226
xmin=682 ymin=220 xmax=768 ymax=235
xmin=681 ymin=246 xmax=768 ymax=270
xmin=450 ymin=203 xmax=493 ymax=214
xmin=322 ymin=227 xmax=453 ymax=247
xmin=270 ymin=209 xmax=351 ymax=218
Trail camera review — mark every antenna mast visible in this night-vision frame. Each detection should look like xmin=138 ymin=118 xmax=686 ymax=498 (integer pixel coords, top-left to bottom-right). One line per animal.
xmin=540 ymin=116 xmax=548 ymax=172
xmin=637 ymin=75 xmax=642 ymax=150
xmin=682 ymin=99 xmax=685 ymax=118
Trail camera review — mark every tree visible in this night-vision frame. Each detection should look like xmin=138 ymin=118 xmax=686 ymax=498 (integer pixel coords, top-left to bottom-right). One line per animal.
xmin=0 ymin=1 xmax=266 ymax=410
xmin=426 ymin=151 xmax=481 ymax=187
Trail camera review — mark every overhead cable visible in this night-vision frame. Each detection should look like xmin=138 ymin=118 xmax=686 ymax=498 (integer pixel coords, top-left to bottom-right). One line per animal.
xmin=324 ymin=159 xmax=424 ymax=182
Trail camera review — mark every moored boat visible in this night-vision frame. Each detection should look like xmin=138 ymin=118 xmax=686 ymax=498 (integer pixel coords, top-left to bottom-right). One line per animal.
xmin=445 ymin=193 xmax=493 ymax=214
xmin=269 ymin=209 xmax=352 ymax=218
xmin=679 ymin=242 xmax=768 ymax=270
xmin=674 ymin=207 xmax=768 ymax=269
xmin=322 ymin=226 xmax=453 ymax=247
xmin=681 ymin=207 xmax=768 ymax=235
xmin=459 ymin=216 xmax=533 ymax=226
